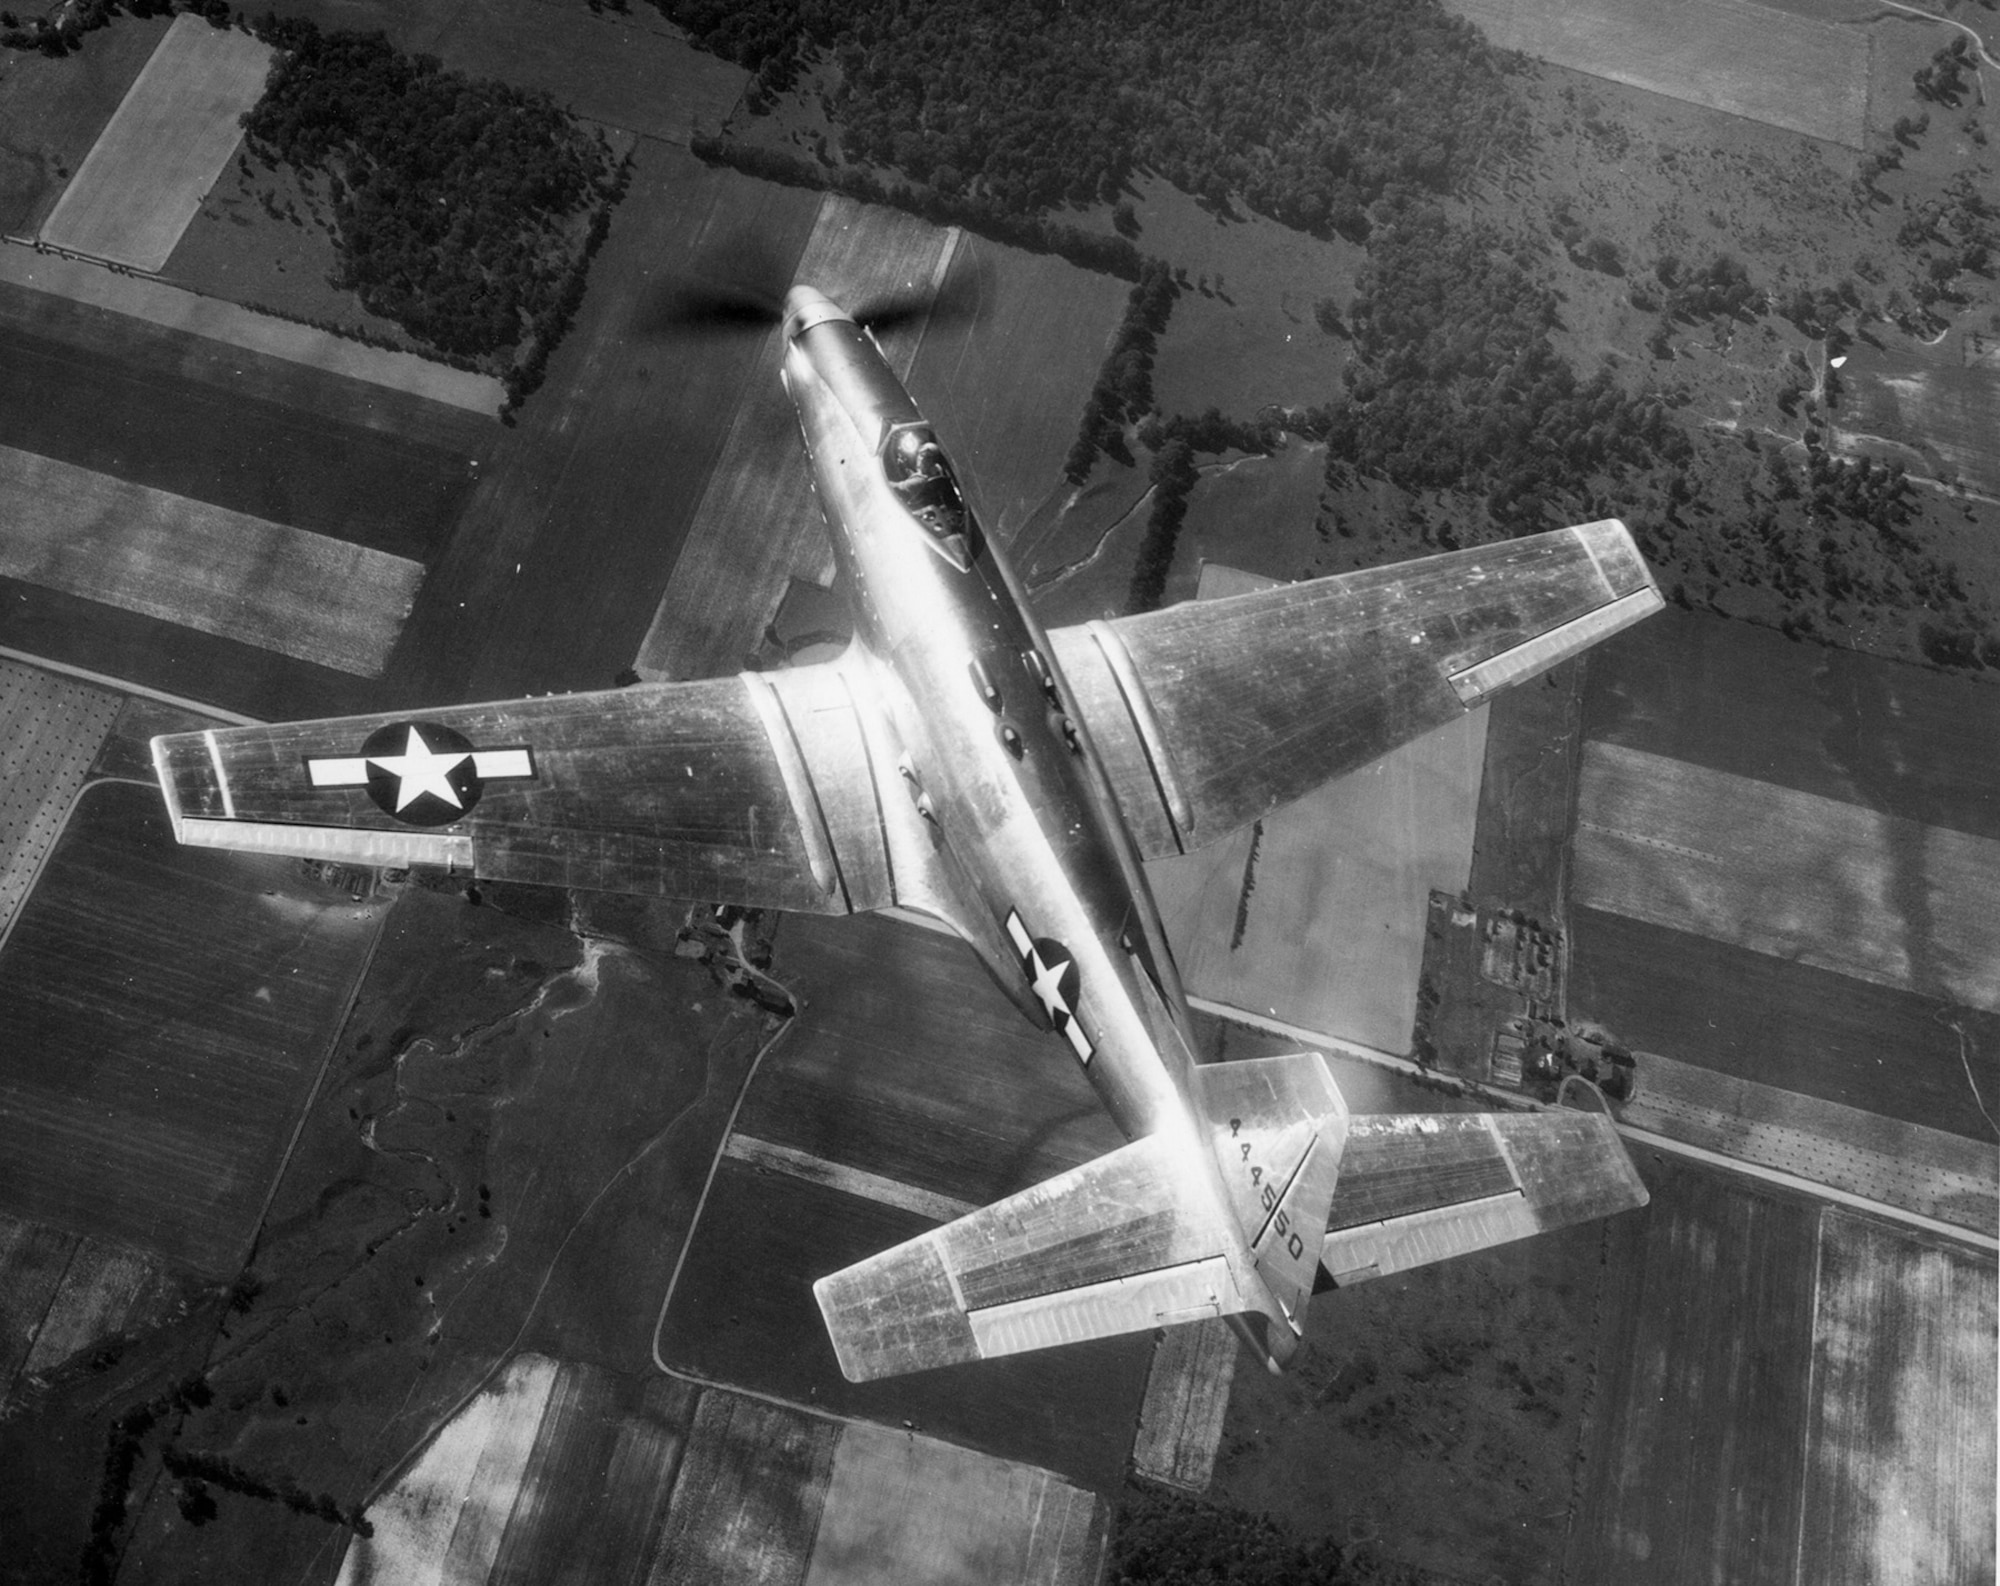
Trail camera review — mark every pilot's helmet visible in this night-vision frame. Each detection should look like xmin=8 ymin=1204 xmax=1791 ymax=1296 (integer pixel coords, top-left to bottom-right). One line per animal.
xmin=890 ymin=428 xmax=929 ymax=478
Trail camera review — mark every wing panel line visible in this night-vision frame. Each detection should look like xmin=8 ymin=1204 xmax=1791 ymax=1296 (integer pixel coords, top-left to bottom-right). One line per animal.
xmin=1083 ymin=619 xmax=1191 ymax=847
xmin=740 ymin=670 xmax=845 ymax=903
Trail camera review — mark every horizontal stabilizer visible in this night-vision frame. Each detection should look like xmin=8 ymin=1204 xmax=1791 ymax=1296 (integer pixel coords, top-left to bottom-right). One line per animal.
xmin=1320 ymin=1110 xmax=1646 ymax=1287
xmin=814 ymin=1132 xmax=1246 ymax=1382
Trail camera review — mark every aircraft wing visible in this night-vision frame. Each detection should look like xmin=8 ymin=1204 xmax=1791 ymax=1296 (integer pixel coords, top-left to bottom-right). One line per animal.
xmin=1049 ymin=518 xmax=1660 ymax=858
xmin=1318 ymin=1109 xmax=1648 ymax=1286
xmin=150 ymin=660 xmax=915 ymax=914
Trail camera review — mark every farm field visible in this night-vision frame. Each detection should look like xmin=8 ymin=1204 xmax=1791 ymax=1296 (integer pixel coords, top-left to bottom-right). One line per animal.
xmin=0 ymin=442 xmax=422 ymax=677
xmin=0 ymin=12 xmax=171 ymax=236
xmin=0 ymin=246 xmax=503 ymax=412
xmin=0 ymin=781 xmax=384 ymax=1274
xmin=1572 ymin=739 xmax=2000 ymax=1013
xmin=1571 ymin=905 xmax=2000 ymax=1140
xmin=1837 ymin=322 xmax=2000 ymax=496
xmin=401 ymin=140 xmax=824 ymax=703
xmin=426 ymin=0 xmax=746 ymax=142
xmin=1213 ymin=1181 xmax=1615 ymax=1585
xmin=164 ymin=148 xmax=421 ymax=347
xmin=338 ymin=1354 xmax=1106 ymax=1586
xmin=1566 ymin=1154 xmax=1822 ymax=1584
xmin=635 ymin=195 xmax=960 ymax=682
xmin=0 ymin=274 xmax=496 ymax=454
xmin=87 ymin=884 xmax=763 ymax=1584
xmin=1146 ymin=562 xmax=1489 ymax=1057
xmin=804 ymin=1415 xmax=1106 ymax=1585
xmin=906 ymin=233 xmax=1133 ymax=545
xmin=1583 ymin=607 xmax=2000 ymax=843
xmin=0 ymin=658 xmax=120 ymax=943
xmin=1624 ymin=1049 xmax=1997 ymax=1233
xmin=0 ymin=318 xmax=477 ymax=561
xmin=657 ymin=1161 xmax=1153 ymax=1493
xmin=0 ymin=1212 xmax=177 ymax=1394
xmin=37 ymin=15 xmax=273 ymax=271
xmin=657 ymin=911 xmax=1154 ymax=1490
xmin=1796 ymin=1210 xmax=1997 ymax=1585
xmin=1442 ymin=0 xmax=1870 ymax=147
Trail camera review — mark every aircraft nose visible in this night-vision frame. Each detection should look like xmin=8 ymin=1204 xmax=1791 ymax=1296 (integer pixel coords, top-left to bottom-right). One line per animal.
xmin=783 ymin=284 xmax=849 ymax=339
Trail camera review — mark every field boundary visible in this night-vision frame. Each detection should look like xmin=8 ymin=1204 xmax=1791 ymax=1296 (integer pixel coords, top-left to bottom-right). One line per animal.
xmin=0 ymin=442 xmax=423 ymax=677
xmin=1442 ymin=0 xmax=1870 ymax=148
xmin=0 ymin=243 xmax=503 ymax=414
xmin=38 ymin=14 xmax=273 ymax=272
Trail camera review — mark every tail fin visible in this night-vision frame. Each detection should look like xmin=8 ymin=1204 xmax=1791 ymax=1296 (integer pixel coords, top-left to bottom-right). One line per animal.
xmin=1191 ymin=1053 xmax=1348 ymax=1361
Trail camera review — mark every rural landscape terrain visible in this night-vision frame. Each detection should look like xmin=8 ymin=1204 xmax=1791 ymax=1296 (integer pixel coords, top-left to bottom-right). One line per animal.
xmin=0 ymin=0 xmax=1993 ymax=1583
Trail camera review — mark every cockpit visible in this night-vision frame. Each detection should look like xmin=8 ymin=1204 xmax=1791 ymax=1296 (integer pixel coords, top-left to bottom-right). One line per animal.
xmin=882 ymin=422 xmax=978 ymax=572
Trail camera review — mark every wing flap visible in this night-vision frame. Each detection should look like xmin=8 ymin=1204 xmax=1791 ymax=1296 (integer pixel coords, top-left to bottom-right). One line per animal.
xmin=1321 ymin=1109 xmax=1647 ymax=1286
xmin=814 ymin=1133 xmax=1246 ymax=1382
xmin=151 ymin=663 xmax=907 ymax=914
xmin=1053 ymin=519 xmax=1661 ymax=858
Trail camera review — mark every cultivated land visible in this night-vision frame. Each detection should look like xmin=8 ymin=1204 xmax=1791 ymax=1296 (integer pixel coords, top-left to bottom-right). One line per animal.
xmin=907 ymin=236 xmax=1134 ymax=544
xmin=634 ymin=196 xmax=964 ymax=680
xmin=0 ymin=315 xmax=476 ymax=562
xmin=1146 ymin=567 xmax=1491 ymax=1056
xmin=1562 ymin=605 xmax=2000 ymax=1141
xmin=1623 ymin=1049 xmax=1997 ymax=1232
xmin=1567 ymin=1154 xmax=1823 ymax=1584
xmin=0 ymin=782 xmax=383 ymax=1273
xmin=0 ymin=442 xmax=423 ymax=678
xmin=1584 ymin=606 xmax=2000 ymax=843
xmin=424 ymin=0 xmax=746 ymax=143
xmin=395 ymin=139 xmax=824 ymax=704
xmin=1569 ymin=1158 xmax=1997 ymax=1585
xmin=657 ymin=911 xmax=1154 ymax=1491
xmin=0 ymin=12 xmax=170 ymax=235
xmin=0 ymin=658 xmax=119 ymax=941
xmin=1444 ymin=0 xmax=1871 ymax=147
xmin=38 ymin=884 xmax=769 ymax=1585
xmin=1798 ymin=1210 xmax=1997 ymax=1585
xmin=0 ymin=1212 xmax=179 ymax=1396
xmin=1573 ymin=739 xmax=2000 ymax=1013
xmin=0 ymin=247 xmax=504 ymax=413
xmin=38 ymin=15 xmax=273 ymax=271
xmin=1573 ymin=905 xmax=2000 ymax=1140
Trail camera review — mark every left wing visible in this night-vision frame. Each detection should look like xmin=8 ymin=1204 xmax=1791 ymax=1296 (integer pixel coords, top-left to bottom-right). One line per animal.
xmin=1051 ymin=519 xmax=1660 ymax=858
xmin=151 ymin=661 xmax=913 ymax=914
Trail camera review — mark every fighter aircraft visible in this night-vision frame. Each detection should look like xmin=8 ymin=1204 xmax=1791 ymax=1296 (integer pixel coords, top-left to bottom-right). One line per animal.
xmin=151 ymin=279 xmax=1657 ymax=1382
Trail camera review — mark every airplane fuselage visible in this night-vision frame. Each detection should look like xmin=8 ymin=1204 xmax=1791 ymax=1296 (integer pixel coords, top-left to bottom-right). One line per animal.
xmin=781 ymin=290 xmax=1202 ymax=1147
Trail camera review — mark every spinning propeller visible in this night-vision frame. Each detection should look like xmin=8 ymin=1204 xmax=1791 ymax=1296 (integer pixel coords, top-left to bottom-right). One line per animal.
xmin=636 ymin=228 xmax=987 ymax=341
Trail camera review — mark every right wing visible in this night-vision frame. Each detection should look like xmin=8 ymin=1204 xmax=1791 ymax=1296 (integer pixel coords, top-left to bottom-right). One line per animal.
xmin=1318 ymin=1109 xmax=1649 ymax=1287
xmin=151 ymin=657 xmax=935 ymax=916
xmin=1050 ymin=519 xmax=1660 ymax=858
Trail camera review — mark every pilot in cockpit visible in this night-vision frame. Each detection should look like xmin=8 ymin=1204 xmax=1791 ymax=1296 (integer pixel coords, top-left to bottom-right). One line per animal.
xmin=884 ymin=427 xmax=967 ymax=540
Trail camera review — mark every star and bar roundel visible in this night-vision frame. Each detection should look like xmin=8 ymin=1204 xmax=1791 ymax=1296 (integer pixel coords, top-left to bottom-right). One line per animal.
xmin=305 ymin=723 xmax=536 ymax=827
xmin=1005 ymin=909 xmax=1093 ymax=1064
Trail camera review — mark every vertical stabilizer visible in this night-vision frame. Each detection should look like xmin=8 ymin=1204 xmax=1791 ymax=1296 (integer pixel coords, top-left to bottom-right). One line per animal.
xmin=1192 ymin=1054 xmax=1348 ymax=1351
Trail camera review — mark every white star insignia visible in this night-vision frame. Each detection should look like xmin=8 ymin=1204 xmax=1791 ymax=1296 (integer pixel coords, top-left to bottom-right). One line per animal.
xmin=1028 ymin=944 xmax=1073 ymax=1025
xmin=368 ymin=725 xmax=471 ymax=812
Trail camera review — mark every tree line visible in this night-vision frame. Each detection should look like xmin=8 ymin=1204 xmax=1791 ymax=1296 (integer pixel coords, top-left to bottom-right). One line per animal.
xmin=688 ymin=134 xmax=1145 ymax=279
xmin=666 ymin=0 xmax=1530 ymax=238
xmin=243 ymin=14 xmax=618 ymax=359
